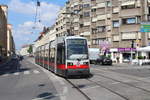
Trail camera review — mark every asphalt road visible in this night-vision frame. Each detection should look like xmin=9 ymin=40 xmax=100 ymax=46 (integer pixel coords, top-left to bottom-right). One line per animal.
xmin=1 ymin=58 xmax=150 ymax=100
xmin=0 ymin=58 xmax=60 ymax=100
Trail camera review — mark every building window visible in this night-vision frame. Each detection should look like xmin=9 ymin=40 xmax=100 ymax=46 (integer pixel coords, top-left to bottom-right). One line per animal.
xmin=113 ymin=21 xmax=119 ymax=28
xmin=83 ymin=4 xmax=90 ymax=8
xmin=83 ymin=12 xmax=90 ymax=17
xmin=74 ymin=10 xmax=80 ymax=14
xmin=97 ymin=26 xmax=106 ymax=32
xmin=137 ymin=16 xmax=141 ymax=23
xmin=106 ymin=1 xmax=111 ymax=7
xmin=92 ymin=28 xmax=97 ymax=34
xmin=80 ymin=24 xmax=84 ymax=28
xmin=121 ymin=5 xmax=135 ymax=9
xmin=91 ymin=8 xmax=96 ymax=12
xmin=122 ymin=18 xmax=136 ymax=24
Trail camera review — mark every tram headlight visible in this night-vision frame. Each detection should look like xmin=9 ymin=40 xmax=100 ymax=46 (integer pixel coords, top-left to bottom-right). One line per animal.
xmin=67 ymin=62 xmax=73 ymax=66
xmin=83 ymin=62 xmax=89 ymax=65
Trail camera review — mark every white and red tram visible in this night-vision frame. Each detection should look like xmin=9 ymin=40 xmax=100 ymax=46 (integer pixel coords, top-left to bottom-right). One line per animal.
xmin=35 ymin=36 xmax=90 ymax=77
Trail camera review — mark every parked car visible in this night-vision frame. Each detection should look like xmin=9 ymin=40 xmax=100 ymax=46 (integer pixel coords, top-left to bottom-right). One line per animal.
xmin=11 ymin=55 xmax=19 ymax=60
xmin=96 ymin=56 xmax=112 ymax=65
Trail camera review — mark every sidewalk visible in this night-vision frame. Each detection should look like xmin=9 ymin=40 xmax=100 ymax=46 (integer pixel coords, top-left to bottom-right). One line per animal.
xmin=113 ymin=62 xmax=150 ymax=67
xmin=113 ymin=63 xmax=133 ymax=67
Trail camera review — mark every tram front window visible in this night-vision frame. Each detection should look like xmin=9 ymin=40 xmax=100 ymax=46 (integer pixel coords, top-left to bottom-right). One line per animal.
xmin=67 ymin=39 xmax=88 ymax=60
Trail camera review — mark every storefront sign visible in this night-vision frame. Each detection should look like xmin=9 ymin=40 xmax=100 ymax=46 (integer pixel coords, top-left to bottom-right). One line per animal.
xmin=118 ymin=48 xmax=136 ymax=52
xmin=140 ymin=22 xmax=150 ymax=32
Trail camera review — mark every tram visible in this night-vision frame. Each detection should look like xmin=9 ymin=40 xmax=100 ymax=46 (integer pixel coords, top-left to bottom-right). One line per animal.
xmin=35 ymin=36 xmax=90 ymax=77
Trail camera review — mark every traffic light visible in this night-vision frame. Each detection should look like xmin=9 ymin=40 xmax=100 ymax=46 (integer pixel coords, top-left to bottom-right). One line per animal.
xmin=131 ymin=40 xmax=134 ymax=48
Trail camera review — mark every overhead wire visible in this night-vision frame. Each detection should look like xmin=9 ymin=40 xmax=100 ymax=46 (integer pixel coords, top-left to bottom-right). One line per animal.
xmin=33 ymin=0 xmax=41 ymax=30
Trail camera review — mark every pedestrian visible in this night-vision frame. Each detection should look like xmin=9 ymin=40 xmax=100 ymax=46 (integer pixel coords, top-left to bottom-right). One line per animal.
xmin=116 ymin=56 xmax=120 ymax=63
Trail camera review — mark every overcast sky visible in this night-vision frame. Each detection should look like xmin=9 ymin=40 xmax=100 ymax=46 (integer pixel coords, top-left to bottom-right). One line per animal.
xmin=0 ymin=0 xmax=67 ymax=49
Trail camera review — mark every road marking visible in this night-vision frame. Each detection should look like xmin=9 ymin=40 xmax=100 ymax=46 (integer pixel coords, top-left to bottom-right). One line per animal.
xmin=111 ymin=82 xmax=120 ymax=85
xmin=13 ymin=72 xmax=19 ymax=76
xmin=24 ymin=71 xmax=30 ymax=75
xmin=33 ymin=70 xmax=40 ymax=74
xmin=82 ymin=85 xmax=100 ymax=91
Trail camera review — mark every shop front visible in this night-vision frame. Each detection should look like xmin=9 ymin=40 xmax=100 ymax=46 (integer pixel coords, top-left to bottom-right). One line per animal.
xmin=110 ymin=48 xmax=136 ymax=63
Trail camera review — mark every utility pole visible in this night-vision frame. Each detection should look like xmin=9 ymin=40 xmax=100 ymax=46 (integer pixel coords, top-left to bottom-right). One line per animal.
xmin=131 ymin=40 xmax=134 ymax=64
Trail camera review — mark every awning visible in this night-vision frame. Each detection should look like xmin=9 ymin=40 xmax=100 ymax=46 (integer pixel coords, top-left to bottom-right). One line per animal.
xmin=137 ymin=46 xmax=150 ymax=52
xmin=121 ymin=1 xmax=135 ymax=6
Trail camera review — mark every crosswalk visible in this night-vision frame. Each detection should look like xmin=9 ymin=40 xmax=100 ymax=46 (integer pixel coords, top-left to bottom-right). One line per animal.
xmin=0 ymin=70 xmax=41 ymax=77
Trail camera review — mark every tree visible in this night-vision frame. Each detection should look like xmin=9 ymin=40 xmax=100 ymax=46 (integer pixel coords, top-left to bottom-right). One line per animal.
xmin=27 ymin=45 xmax=33 ymax=54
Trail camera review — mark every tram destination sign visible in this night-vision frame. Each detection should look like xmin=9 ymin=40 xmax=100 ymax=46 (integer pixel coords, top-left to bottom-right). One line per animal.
xmin=140 ymin=22 xmax=150 ymax=32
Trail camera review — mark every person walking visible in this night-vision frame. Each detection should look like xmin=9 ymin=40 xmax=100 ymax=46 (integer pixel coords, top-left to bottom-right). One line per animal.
xmin=116 ymin=56 xmax=120 ymax=63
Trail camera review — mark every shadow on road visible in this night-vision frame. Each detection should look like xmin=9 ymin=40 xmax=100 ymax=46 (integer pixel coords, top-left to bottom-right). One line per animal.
xmin=0 ymin=59 xmax=30 ymax=76
xmin=37 ymin=92 xmax=57 ymax=99
xmin=67 ymin=73 xmax=93 ymax=79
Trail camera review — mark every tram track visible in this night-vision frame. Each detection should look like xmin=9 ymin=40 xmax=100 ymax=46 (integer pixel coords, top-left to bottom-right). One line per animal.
xmin=66 ymin=69 xmax=150 ymax=100
xmin=94 ymin=72 xmax=150 ymax=93
xmin=92 ymin=68 xmax=150 ymax=93
xmin=66 ymin=76 xmax=130 ymax=100
xmin=86 ymin=78 xmax=129 ymax=100
xmin=65 ymin=78 xmax=92 ymax=100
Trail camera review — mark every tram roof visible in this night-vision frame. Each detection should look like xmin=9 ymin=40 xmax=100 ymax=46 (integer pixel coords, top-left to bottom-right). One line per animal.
xmin=64 ymin=36 xmax=87 ymax=40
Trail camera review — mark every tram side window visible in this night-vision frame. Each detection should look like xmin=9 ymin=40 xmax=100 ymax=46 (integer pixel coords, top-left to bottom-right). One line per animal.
xmin=57 ymin=43 xmax=65 ymax=64
xmin=50 ymin=48 xmax=55 ymax=63
xmin=46 ymin=49 xmax=48 ymax=60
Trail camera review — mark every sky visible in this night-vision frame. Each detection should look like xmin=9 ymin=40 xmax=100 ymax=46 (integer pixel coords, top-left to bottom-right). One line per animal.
xmin=0 ymin=0 xmax=67 ymax=50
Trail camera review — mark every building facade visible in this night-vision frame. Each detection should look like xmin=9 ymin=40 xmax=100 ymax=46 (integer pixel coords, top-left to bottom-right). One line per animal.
xmin=34 ymin=0 xmax=150 ymax=62
xmin=0 ymin=5 xmax=8 ymax=57
xmin=7 ymin=24 xmax=15 ymax=56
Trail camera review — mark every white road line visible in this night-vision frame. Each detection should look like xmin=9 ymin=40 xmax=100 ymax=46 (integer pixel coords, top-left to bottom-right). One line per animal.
xmin=33 ymin=70 xmax=40 ymax=74
xmin=24 ymin=71 xmax=30 ymax=75
xmin=13 ymin=72 xmax=19 ymax=76
xmin=82 ymin=85 xmax=100 ymax=91
xmin=111 ymin=82 xmax=120 ymax=85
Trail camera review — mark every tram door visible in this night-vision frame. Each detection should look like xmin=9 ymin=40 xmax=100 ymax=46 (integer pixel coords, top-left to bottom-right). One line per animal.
xmin=56 ymin=43 xmax=66 ymax=74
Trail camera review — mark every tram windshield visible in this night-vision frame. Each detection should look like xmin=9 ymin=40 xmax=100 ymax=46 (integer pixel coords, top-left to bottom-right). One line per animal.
xmin=67 ymin=39 xmax=88 ymax=60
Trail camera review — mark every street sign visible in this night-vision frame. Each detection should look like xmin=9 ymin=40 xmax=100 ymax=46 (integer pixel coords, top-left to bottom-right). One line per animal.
xmin=140 ymin=22 xmax=150 ymax=32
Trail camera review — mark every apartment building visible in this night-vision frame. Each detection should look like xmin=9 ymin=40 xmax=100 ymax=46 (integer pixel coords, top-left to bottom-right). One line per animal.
xmin=91 ymin=0 xmax=112 ymax=48
xmin=7 ymin=24 xmax=15 ymax=56
xmin=0 ymin=5 xmax=8 ymax=57
xmin=90 ymin=0 xmax=150 ymax=62
xmin=55 ymin=5 xmax=70 ymax=37
xmin=55 ymin=0 xmax=91 ymax=45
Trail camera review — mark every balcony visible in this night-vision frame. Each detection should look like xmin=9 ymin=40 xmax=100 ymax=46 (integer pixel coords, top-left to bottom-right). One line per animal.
xmin=120 ymin=24 xmax=140 ymax=32
xmin=112 ymin=14 xmax=119 ymax=20
xmin=120 ymin=8 xmax=141 ymax=17
xmin=92 ymin=32 xmax=107 ymax=38
xmin=112 ymin=28 xmax=119 ymax=35
xmin=96 ymin=20 xmax=105 ymax=26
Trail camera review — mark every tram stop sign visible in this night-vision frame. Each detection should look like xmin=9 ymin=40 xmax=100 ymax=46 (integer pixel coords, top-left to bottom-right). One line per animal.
xmin=140 ymin=22 xmax=150 ymax=32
